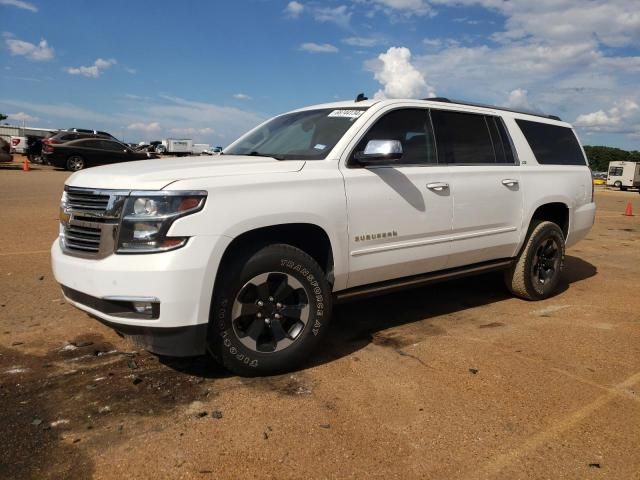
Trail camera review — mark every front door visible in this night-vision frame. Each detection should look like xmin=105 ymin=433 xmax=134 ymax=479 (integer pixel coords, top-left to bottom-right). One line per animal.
xmin=341 ymin=107 xmax=453 ymax=288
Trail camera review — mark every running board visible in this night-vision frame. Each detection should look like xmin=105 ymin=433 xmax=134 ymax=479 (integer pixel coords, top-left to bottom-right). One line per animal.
xmin=333 ymin=258 xmax=514 ymax=304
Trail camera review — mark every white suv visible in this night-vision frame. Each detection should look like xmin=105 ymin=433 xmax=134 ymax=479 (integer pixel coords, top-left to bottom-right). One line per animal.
xmin=51 ymin=97 xmax=596 ymax=375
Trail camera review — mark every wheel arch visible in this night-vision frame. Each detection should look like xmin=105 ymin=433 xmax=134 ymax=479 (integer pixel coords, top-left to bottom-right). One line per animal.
xmin=515 ymin=200 xmax=570 ymax=257
xmin=529 ymin=202 xmax=570 ymax=239
xmin=213 ymin=222 xmax=336 ymax=296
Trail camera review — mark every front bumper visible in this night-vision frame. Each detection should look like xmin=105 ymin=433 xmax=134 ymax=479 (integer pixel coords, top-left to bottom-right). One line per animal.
xmin=51 ymin=234 xmax=232 ymax=356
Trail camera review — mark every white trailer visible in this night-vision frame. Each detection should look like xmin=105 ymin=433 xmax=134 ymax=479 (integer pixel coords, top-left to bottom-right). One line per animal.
xmin=10 ymin=136 xmax=27 ymax=154
xmin=607 ymin=161 xmax=640 ymax=191
xmin=156 ymin=139 xmax=193 ymax=156
xmin=192 ymin=143 xmax=210 ymax=155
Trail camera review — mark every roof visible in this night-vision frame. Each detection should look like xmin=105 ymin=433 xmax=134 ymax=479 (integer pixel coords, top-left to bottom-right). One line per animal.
xmin=423 ymin=97 xmax=562 ymax=121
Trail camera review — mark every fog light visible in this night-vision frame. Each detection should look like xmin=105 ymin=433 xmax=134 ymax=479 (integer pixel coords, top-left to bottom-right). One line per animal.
xmin=132 ymin=301 xmax=153 ymax=315
xmin=132 ymin=223 xmax=160 ymax=240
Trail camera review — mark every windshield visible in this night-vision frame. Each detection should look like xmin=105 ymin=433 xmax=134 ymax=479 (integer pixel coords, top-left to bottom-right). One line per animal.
xmin=225 ymin=108 xmax=368 ymax=160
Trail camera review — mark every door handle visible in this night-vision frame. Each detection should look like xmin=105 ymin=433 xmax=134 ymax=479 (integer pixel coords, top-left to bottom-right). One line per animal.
xmin=426 ymin=182 xmax=449 ymax=191
xmin=502 ymin=179 xmax=519 ymax=187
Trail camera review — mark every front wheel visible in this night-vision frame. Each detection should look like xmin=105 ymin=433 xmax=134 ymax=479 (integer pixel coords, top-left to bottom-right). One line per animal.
xmin=505 ymin=220 xmax=565 ymax=300
xmin=66 ymin=155 xmax=85 ymax=171
xmin=208 ymin=244 xmax=332 ymax=376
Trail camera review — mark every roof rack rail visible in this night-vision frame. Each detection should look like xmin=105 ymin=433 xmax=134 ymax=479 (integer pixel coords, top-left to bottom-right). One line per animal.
xmin=422 ymin=97 xmax=562 ymax=122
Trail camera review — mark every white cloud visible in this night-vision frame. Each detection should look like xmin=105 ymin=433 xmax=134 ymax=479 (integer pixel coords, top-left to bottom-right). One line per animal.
xmin=0 ymin=95 xmax=266 ymax=146
xmin=127 ymin=122 xmax=161 ymax=132
xmin=0 ymin=0 xmax=37 ymax=12
xmin=299 ymin=42 xmax=339 ymax=53
xmin=65 ymin=58 xmax=116 ymax=78
xmin=371 ymin=0 xmax=433 ymax=17
xmin=7 ymin=111 xmax=38 ymax=123
xmin=343 ymin=36 xmax=384 ymax=48
xmin=505 ymin=88 xmax=532 ymax=110
xmin=313 ymin=5 xmax=352 ymax=28
xmin=232 ymin=93 xmax=252 ymax=100
xmin=361 ymin=0 xmax=640 ymax=145
xmin=368 ymin=46 xmax=436 ymax=99
xmin=0 ymin=99 xmax=115 ymax=123
xmin=169 ymin=127 xmax=215 ymax=136
xmin=5 ymin=37 xmax=54 ymax=61
xmin=284 ymin=1 xmax=304 ymax=18
xmin=575 ymin=100 xmax=639 ymax=130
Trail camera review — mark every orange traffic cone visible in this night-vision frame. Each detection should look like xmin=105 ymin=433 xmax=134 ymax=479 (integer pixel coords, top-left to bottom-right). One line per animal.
xmin=624 ymin=202 xmax=633 ymax=216
xmin=22 ymin=158 xmax=30 ymax=172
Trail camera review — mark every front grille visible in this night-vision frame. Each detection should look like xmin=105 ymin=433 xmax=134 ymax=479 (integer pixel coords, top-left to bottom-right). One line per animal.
xmin=63 ymin=224 xmax=102 ymax=253
xmin=65 ymin=188 xmax=111 ymax=213
xmin=61 ymin=187 xmax=129 ymax=258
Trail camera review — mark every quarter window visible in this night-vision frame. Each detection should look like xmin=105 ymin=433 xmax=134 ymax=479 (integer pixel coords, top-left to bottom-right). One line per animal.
xmin=353 ymin=108 xmax=437 ymax=165
xmin=516 ymin=119 xmax=586 ymax=166
xmin=431 ymin=110 xmax=495 ymax=164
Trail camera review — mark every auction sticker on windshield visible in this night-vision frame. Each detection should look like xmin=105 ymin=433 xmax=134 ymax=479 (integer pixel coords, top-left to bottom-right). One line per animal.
xmin=328 ymin=110 xmax=364 ymax=119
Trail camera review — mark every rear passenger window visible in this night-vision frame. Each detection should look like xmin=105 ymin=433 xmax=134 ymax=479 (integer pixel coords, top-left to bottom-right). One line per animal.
xmin=354 ymin=108 xmax=437 ymax=165
xmin=516 ymin=120 xmax=586 ymax=166
xmin=431 ymin=110 xmax=495 ymax=164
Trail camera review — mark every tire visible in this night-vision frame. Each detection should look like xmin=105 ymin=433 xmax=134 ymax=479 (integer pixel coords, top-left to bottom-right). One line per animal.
xmin=505 ymin=220 xmax=565 ymax=300
xmin=66 ymin=155 xmax=85 ymax=171
xmin=614 ymin=181 xmax=622 ymax=189
xmin=208 ymin=244 xmax=332 ymax=376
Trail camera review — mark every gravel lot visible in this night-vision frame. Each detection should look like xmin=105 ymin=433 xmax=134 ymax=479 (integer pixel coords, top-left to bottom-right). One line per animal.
xmin=1 ymin=160 xmax=639 ymax=479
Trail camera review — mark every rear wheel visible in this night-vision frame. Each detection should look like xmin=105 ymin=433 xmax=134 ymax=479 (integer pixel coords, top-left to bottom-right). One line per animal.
xmin=208 ymin=244 xmax=332 ymax=376
xmin=66 ymin=156 xmax=85 ymax=171
xmin=505 ymin=220 xmax=565 ymax=300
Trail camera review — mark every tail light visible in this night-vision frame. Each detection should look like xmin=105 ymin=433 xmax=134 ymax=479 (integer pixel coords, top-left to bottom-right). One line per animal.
xmin=43 ymin=144 xmax=54 ymax=154
xmin=11 ymin=138 xmax=20 ymax=146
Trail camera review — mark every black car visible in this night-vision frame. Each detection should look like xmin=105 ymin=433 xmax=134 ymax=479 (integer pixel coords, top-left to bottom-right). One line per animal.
xmin=43 ymin=137 xmax=157 ymax=171
xmin=0 ymin=137 xmax=13 ymax=163
xmin=45 ymin=128 xmax=118 ymax=144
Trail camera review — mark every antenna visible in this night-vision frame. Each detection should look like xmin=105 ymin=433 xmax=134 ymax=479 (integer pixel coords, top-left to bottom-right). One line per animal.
xmin=355 ymin=93 xmax=368 ymax=102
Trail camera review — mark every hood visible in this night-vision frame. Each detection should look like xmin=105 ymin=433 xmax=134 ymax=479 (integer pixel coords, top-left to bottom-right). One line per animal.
xmin=65 ymin=155 xmax=306 ymax=190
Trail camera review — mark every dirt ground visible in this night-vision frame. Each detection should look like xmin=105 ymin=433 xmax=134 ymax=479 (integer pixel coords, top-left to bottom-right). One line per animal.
xmin=1 ymin=160 xmax=639 ymax=480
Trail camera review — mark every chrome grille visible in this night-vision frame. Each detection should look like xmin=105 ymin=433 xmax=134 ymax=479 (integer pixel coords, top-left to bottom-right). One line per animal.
xmin=65 ymin=188 xmax=111 ymax=212
xmin=63 ymin=224 xmax=101 ymax=253
xmin=61 ymin=187 xmax=129 ymax=258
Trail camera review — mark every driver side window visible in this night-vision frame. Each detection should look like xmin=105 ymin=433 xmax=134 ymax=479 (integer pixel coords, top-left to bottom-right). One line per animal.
xmin=352 ymin=108 xmax=437 ymax=166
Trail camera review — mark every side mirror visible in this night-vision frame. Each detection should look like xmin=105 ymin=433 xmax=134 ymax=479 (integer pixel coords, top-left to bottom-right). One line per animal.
xmin=354 ymin=139 xmax=403 ymax=165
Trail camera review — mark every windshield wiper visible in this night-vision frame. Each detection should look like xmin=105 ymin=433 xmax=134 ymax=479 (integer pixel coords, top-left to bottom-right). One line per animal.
xmin=247 ymin=151 xmax=284 ymax=160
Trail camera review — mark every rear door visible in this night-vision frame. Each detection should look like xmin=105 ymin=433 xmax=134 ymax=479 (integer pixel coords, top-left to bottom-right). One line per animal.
xmin=341 ymin=107 xmax=453 ymax=288
xmin=98 ymin=140 xmax=128 ymax=163
xmin=430 ymin=109 xmax=524 ymax=267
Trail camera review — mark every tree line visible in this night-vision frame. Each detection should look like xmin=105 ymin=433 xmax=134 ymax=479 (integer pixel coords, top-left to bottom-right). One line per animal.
xmin=584 ymin=145 xmax=640 ymax=172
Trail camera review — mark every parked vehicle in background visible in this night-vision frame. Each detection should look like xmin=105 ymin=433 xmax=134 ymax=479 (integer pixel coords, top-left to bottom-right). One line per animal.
xmin=51 ymin=96 xmax=596 ymax=376
xmin=10 ymin=136 xmax=27 ymax=154
xmin=203 ymin=146 xmax=223 ymax=155
xmin=591 ymin=171 xmax=606 ymax=185
xmin=44 ymin=129 xmax=117 ymax=145
xmin=43 ymin=137 xmax=157 ymax=171
xmin=155 ymin=139 xmax=193 ymax=156
xmin=607 ymin=161 xmax=640 ymax=191
xmin=192 ymin=144 xmax=210 ymax=155
xmin=0 ymin=137 xmax=13 ymax=163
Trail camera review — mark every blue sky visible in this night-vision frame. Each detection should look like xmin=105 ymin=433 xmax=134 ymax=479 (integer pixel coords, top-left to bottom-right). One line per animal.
xmin=1 ymin=0 xmax=639 ymax=149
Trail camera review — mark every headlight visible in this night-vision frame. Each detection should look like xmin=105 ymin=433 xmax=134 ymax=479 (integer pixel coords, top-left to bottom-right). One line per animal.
xmin=116 ymin=191 xmax=206 ymax=253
